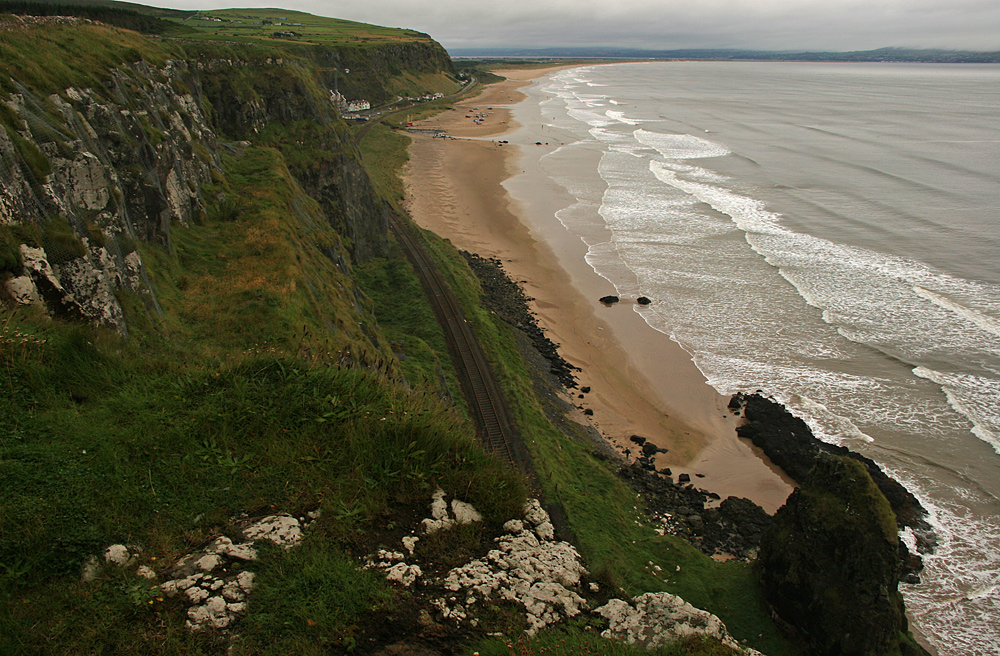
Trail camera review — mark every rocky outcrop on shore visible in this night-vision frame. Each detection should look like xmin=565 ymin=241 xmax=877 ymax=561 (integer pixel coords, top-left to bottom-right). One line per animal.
xmin=618 ymin=462 xmax=771 ymax=561
xmin=758 ymin=454 xmax=924 ymax=656
xmin=461 ymin=252 xmax=578 ymax=388
xmin=732 ymin=393 xmax=935 ymax=562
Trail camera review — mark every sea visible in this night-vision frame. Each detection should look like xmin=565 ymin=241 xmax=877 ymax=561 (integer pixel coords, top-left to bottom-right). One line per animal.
xmin=506 ymin=61 xmax=1000 ymax=654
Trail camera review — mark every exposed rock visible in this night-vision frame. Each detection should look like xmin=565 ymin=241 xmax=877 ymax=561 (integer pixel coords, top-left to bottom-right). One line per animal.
xmin=462 ymin=252 xmax=577 ymax=389
xmin=617 ymin=461 xmax=769 ymax=561
xmin=241 ymin=513 xmax=303 ymax=548
xmin=441 ymin=502 xmax=587 ymax=635
xmin=735 ymin=394 xmax=931 ymax=540
xmin=636 ymin=296 xmax=651 ymax=305
xmin=451 ymin=499 xmax=482 ymax=524
xmin=385 ymin=563 xmax=423 ymax=587
xmin=758 ymin=453 xmax=907 ymax=656
xmin=420 ymin=488 xmax=482 ymax=535
xmin=596 ymin=592 xmax=761 ymax=655
xmin=155 ymin=514 xmax=304 ymax=631
xmin=103 ymin=544 xmax=137 ymax=567
xmin=734 ymin=392 xmax=933 ymax=578
xmin=599 ymin=295 xmax=619 ymax=305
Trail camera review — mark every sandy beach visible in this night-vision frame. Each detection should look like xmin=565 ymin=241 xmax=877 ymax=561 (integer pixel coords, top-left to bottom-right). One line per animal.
xmin=404 ymin=67 xmax=794 ymax=512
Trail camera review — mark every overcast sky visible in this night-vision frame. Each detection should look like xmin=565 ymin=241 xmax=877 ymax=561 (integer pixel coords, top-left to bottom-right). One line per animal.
xmin=153 ymin=0 xmax=1000 ymax=52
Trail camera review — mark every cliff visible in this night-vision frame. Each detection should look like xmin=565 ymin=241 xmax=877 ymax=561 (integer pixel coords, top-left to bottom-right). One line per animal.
xmin=0 ymin=10 xmax=837 ymax=656
xmin=757 ymin=454 xmax=926 ymax=656
xmin=0 ymin=15 xmax=456 ymax=335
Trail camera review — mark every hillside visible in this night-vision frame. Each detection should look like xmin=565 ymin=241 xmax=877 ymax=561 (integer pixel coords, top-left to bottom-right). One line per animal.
xmin=0 ymin=6 xmax=926 ymax=656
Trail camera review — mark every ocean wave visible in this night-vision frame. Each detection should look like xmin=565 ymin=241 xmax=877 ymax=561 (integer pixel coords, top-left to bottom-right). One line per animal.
xmin=635 ymin=129 xmax=730 ymax=159
xmin=914 ymin=366 xmax=1000 ymax=455
xmin=606 ymin=110 xmax=640 ymax=125
xmin=914 ymin=286 xmax=1000 ymax=339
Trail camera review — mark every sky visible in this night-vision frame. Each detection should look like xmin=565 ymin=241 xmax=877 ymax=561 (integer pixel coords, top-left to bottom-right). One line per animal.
xmin=152 ymin=0 xmax=1000 ymax=52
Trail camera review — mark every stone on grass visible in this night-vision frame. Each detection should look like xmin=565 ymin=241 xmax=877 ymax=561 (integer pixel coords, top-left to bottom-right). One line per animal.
xmin=596 ymin=592 xmax=761 ymax=655
xmin=103 ymin=544 xmax=135 ymax=566
xmin=452 ymin=499 xmax=483 ymax=524
xmin=420 ymin=488 xmax=483 ymax=535
xmin=242 ymin=514 xmax=302 ymax=548
xmin=385 ymin=563 xmax=423 ymax=587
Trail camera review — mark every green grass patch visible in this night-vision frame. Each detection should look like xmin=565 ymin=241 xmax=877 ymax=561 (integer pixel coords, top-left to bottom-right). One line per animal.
xmin=359 ymin=123 xmax=410 ymax=208
xmin=415 ymin=227 xmax=798 ymax=656
xmin=165 ymin=8 xmax=437 ymax=49
xmin=232 ymin=537 xmax=396 ymax=655
xmin=0 ymin=21 xmax=175 ymax=94
xmin=355 ymin=252 xmax=464 ymax=401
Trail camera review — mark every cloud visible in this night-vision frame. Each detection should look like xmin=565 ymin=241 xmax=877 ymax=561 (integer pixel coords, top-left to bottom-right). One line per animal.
xmin=153 ymin=0 xmax=1000 ymax=51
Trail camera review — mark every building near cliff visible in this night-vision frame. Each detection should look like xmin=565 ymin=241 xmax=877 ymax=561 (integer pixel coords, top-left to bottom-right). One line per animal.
xmin=328 ymin=91 xmax=370 ymax=115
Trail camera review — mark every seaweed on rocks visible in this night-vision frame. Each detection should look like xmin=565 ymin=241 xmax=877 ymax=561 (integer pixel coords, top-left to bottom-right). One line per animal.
xmin=461 ymin=251 xmax=579 ymax=389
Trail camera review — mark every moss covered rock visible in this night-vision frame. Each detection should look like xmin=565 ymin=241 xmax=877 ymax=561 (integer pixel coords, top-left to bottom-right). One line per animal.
xmin=758 ymin=453 xmax=905 ymax=656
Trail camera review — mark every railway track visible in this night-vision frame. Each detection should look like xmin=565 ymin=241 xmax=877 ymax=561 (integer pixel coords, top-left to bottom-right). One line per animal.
xmin=386 ymin=212 xmax=520 ymax=469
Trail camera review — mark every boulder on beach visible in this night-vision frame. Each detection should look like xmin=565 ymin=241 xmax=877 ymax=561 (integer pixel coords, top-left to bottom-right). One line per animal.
xmin=599 ymin=295 xmax=620 ymax=304
xmin=636 ymin=296 xmax=651 ymax=305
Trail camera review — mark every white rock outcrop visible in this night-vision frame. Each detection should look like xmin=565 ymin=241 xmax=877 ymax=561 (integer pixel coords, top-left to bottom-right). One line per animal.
xmin=155 ymin=513 xmax=311 ymax=631
xmin=439 ymin=500 xmax=587 ymax=635
xmin=420 ymin=488 xmax=482 ymax=535
xmin=596 ymin=592 xmax=764 ymax=655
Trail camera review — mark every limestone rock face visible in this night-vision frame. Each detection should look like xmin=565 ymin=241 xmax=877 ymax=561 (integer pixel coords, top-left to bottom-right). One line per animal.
xmin=757 ymin=453 xmax=906 ymax=656
xmin=440 ymin=500 xmax=588 ymax=635
xmin=1 ymin=60 xmax=220 ymax=333
xmin=596 ymin=593 xmax=760 ymax=655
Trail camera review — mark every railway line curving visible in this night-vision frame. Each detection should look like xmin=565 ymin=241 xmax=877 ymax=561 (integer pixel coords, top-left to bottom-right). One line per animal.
xmin=386 ymin=212 xmax=522 ymax=470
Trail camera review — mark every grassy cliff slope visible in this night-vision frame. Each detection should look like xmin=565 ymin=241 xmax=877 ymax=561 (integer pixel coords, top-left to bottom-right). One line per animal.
xmin=2 ymin=7 xmax=795 ymax=656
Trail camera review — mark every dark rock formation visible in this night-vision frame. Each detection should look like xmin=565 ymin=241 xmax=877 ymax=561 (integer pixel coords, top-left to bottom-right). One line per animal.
xmin=734 ymin=393 xmax=934 ymax=557
xmin=461 ymin=252 xmax=578 ymax=388
xmin=617 ymin=462 xmax=769 ymax=561
xmin=599 ymin=295 xmax=619 ymax=304
xmin=636 ymin=296 xmax=651 ymax=305
xmin=758 ymin=453 xmax=915 ymax=656
xmin=733 ymin=393 xmax=931 ymax=587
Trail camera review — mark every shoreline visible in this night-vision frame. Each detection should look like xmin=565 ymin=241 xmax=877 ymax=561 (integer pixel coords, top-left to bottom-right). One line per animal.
xmin=403 ymin=67 xmax=794 ymax=513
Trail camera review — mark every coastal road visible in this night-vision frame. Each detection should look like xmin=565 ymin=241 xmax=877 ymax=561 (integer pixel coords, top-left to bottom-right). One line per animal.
xmin=352 ymin=77 xmax=479 ymax=144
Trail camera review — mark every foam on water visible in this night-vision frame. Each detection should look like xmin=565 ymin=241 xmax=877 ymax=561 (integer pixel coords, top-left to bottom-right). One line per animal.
xmin=606 ymin=110 xmax=640 ymax=125
xmin=914 ymin=366 xmax=1000 ymax=456
xmin=914 ymin=285 xmax=1000 ymax=339
xmin=526 ymin=63 xmax=1000 ymax=654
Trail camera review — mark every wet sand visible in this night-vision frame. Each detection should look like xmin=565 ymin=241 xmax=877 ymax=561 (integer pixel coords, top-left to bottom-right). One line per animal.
xmin=403 ymin=67 xmax=794 ymax=512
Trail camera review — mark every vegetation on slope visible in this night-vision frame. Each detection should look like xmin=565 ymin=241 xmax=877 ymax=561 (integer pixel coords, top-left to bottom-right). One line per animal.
xmin=0 ymin=9 xmax=801 ymax=655
xmin=0 ymin=135 xmax=524 ymax=655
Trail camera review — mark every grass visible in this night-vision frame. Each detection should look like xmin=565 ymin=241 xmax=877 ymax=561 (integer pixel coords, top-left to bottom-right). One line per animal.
xmin=413 ymin=225 xmax=798 ymax=656
xmin=0 ymin=20 xmax=174 ymax=94
xmin=0 ymin=117 xmax=524 ymax=654
xmin=359 ymin=123 xmax=410 ymax=209
xmin=162 ymin=8 xmax=436 ymax=48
